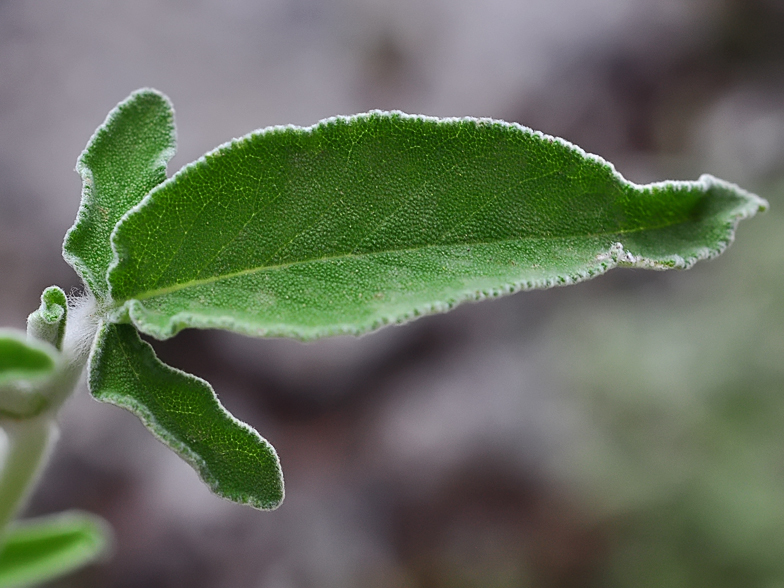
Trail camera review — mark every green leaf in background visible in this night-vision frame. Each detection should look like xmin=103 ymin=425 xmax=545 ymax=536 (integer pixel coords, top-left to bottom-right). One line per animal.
xmin=88 ymin=323 xmax=284 ymax=509
xmin=0 ymin=330 xmax=56 ymax=387
xmin=106 ymin=111 xmax=767 ymax=340
xmin=63 ymin=88 xmax=176 ymax=299
xmin=26 ymin=286 xmax=67 ymax=351
xmin=0 ymin=511 xmax=110 ymax=588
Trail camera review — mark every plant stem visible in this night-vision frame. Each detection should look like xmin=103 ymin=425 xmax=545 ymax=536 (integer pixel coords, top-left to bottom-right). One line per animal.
xmin=0 ymin=415 xmax=57 ymax=535
xmin=0 ymin=296 xmax=96 ymax=536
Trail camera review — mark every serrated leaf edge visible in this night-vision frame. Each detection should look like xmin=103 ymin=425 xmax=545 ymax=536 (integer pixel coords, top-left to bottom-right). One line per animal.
xmin=87 ymin=322 xmax=284 ymax=509
xmin=63 ymin=88 xmax=176 ymax=300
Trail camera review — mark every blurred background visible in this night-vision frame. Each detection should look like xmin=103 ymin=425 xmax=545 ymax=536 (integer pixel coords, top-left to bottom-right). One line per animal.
xmin=1 ymin=0 xmax=784 ymax=586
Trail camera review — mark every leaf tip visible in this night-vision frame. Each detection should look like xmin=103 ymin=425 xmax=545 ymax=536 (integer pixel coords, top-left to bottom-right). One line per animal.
xmin=698 ymin=173 xmax=769 ymax=215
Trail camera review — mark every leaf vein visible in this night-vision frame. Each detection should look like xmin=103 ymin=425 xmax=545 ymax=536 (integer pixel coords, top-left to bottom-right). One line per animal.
xmin=120 ymin=215 xmax=695 ymax=304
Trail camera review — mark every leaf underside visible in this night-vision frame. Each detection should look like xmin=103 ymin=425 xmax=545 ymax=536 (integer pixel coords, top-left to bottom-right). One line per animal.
xmin=0 ymin=511 xmax=110 ymax=588
xmin=88 ymin=323 xmax=283 ymax=509
xmin=106 ymin=111 xmax=767 ymax=341
xmin=63 ymin=88 xmax=175 ymax=299
xmin=0 ymin=330 xmax=56 ymax=386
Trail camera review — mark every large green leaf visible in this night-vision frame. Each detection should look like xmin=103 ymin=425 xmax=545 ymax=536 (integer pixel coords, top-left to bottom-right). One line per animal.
xmin=0 ymin=511 xmax=110 ymax=588
xmin=106 ymin=112 xmax=766 ymax=340
xmin=0 ymin=330 xmax=56 ymax=387
xmin=63 ymin=89 xmax=176 ymax=299
xmin=88 ymin=323 xmax=283 ymax=509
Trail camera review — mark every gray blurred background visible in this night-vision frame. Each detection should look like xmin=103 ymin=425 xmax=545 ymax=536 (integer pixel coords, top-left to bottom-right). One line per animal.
xmin=2 ymin=0 xmax=784 ymax=586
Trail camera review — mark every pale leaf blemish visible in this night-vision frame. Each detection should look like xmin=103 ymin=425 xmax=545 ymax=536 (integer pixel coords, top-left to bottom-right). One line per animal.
xmin=610 ymin=242 xmax=636 ymax=265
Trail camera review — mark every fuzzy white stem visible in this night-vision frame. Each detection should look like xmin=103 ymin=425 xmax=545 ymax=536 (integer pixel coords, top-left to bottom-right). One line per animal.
xmin=0 ymin=415 xmax=58 ymax=534
xmin=0 ymin=291 xmax=99 ymax=535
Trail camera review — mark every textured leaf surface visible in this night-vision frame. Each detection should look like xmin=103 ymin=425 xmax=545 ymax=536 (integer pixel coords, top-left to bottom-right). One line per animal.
xmin=106 ymin=112 xmax=766 ymax=340
xmin=64 ymin=89 xmax=175 ymax=299
xmin=88 ymin=323 xmax=283 ymax=509
xmin=0 ymin=330 xmax=56 ymax=387
xmin=0 ymin=511 xmax=110 ymax=588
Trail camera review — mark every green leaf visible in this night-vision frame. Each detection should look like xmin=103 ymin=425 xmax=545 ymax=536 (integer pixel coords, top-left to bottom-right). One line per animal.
xmin=0 ymin=330 xmax=56 ymax=387
xmin=63 ymin=89 xmax=176 ymax=299
xmin=26 ymin=286 xmax=67 ymax=351
xmin=88 ymin=323 xmax=284 ymax=509
xmin=106 ymin=111 xmax=767 ymax=341
xmin=0 ymin=511 xmax=111 ymax=588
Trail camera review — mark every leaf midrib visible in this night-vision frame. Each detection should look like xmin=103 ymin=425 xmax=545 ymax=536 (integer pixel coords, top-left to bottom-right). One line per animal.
xmin=113 ymin=213 xmax=705 ymax=305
